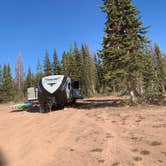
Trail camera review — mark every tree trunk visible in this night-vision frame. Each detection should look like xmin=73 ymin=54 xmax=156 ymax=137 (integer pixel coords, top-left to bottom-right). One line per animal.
xmin=128 ymin=78 xmax=138 ymax=104
xmin=130 ymin=90 xmax=137 ymax=104
xmin=112 ymin=82 xmax=116 ymax=95
xmin=162 ymin=84 xmax=165 ymax=94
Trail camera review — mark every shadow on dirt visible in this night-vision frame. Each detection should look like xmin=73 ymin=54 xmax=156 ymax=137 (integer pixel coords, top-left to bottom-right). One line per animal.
xmin=9 ymin=97 xmax=166 ymax=113
xmin=10 ymin=99 xmax=128 ymax=113
xmin=10 ymin=106 xmax=63 ymax=114
xmin=73 ymin=99 xmax=128 ymax=110
xmin=10 ymin=109 xmax=24 ymax=113
xmin=153 ymin=100 xmax=166 ymax=106
xmin=10 ymin=107 xmax=40 ymax=113
xmin=0 ymin=149 xmax=7 ymax=166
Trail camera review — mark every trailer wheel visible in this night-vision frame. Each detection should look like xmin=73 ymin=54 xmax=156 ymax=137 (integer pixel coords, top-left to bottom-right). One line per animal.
xmin=57 ymin=104 xmax=64 ymax=110
xmin=71 ymin=99 xmax=76 ymax=105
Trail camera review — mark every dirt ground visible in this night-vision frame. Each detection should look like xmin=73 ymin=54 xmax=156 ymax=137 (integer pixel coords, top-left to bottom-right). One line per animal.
xmin=0 ymin=96 xmax=166 ymax=166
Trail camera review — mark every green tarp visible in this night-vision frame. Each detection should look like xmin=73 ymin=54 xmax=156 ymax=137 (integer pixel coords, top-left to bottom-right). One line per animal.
xmin=16 ymin=102 xmax=32 ymax=109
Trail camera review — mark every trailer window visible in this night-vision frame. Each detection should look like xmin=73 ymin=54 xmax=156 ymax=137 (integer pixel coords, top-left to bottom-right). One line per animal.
xmin=72 ymin=81 xmax=80 ymax=89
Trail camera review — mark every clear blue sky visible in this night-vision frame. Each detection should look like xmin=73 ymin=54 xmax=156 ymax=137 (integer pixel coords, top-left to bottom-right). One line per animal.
xmin=0 ymin=0 xmax=165 ymax=76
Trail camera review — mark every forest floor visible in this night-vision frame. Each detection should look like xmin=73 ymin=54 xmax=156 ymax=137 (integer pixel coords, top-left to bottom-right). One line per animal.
xmin=0 ymin=96 xmax=166 ymax=166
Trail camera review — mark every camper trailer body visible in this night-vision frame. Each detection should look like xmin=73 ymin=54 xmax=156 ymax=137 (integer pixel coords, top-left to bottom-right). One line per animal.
xmin=37 ymin=75 xmax=82 ymax=112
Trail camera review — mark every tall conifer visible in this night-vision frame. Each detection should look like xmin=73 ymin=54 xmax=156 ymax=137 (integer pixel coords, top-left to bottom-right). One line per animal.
xmin=153 ymin=44 xmax=166 ymax=94
xmin=44 ymin=50 xmax=52 ymax=76
xmin=2 ymin=64 xmax=14 ymax=101
xmin=52 ymin=49 xmax=61 ymax=75
xmin=36 ymin=59 xmax=43 ymax=84
xmin=0 ymin=65 xmax=3 ymax=102
xmin=25 ymin=66 xmax=35 ymax=88
xmin=100 ymin=0 xmax=149 ymax=103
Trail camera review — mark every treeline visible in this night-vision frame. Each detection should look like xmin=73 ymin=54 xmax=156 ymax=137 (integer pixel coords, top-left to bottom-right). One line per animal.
xmin=100 ymin=0 xmax=166 ymax=103
xmin=1 ymin=0 xmax=166 ymax=104
xmin=0 ymin=43 xmax=103 ymax=103
xmin=102 ymin=44 xmax=166 ymax=103
xmin=0 ymin=43 xmax=165 ymax=104
xmin=0 ymin=64 xmax=14 ymax=102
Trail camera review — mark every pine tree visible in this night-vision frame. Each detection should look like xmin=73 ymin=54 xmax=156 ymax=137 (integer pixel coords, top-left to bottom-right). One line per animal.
xmin=67 ymin=51 xmax=77 ymax=79
xmin=2 ymin=64 xmax=14 ymax=102
xmin=73 ymin=42 xmax=83 ymax=80
xmin=61 ymin=43 xmax=97 ymax=97
xmin=94 ymin=54 xmax=105 ymax=93
xmin=141 ymin=47 xmax=162 ymax=103
xmin=25 ymin=66 xmax=35 ymax=88
xmin=0 ymin=65 xmax=3 ymax=102
xmin=61 ymin=49 xmax=77 ymax=79
xmin=44 ymin=50 xmax=52 ymax=76
xmin=81 ymin=44 xmax=97 ymax=96
xmin=52 ymin=49 xmax=61 ymax=75
xmin=100 ymin=0 xmax=149 ymax=103
xmin=36 ymin=59 xmax=43 ymax=84
xmin=153 ymin=44 xmax=166 ymax=94
xmin=61 ymin=51 xmax=68 ymax=75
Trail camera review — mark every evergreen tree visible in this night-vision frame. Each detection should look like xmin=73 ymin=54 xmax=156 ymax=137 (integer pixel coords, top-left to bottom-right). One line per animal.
xmin=61 ymin=49 xmax=77 ymax=79
xmin=0 ymin=65 xmax=3 ymax=102
xmin=100 ymin=0 xmax=149 ymax=103
xmin=61 ymin=51 xmax=68 ymax=75
xmin=25 ymin=66 xmax=35 ymax=88
xmin=94 ymin=54 xmax=105 ymax=93
xmin=67 ymin=51 xmax=77 ymax=79
xmin=81 ymin=44 xmax=97 ymax=96
xmin=2 ymin=64 xmax=14 ymax=102
xmin=44 ymin=50 xmax=52 ymax=76
xmin=52 ymin=49 xmax=61 ymax=75
xmin=73 ymin=42 xmax=83 ymax=80
xmin=153 ymin=44 xmax=166 ymax=94
xmin=36 ymin=59 xmax=43 ymax=84
xmin=61 ymin=43 xmax=97 ymax=97
xmin=141 ymin=47 xmax=162 ymax=103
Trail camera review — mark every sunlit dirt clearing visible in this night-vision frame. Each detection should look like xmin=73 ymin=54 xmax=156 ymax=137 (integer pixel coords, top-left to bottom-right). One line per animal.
xmin=0 ymin=97 xmax=166 ymax=166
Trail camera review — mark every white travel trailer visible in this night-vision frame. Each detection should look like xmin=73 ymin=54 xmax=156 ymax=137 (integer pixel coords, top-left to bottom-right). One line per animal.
xmin=35 ymin=75 xmax=82 ymax=112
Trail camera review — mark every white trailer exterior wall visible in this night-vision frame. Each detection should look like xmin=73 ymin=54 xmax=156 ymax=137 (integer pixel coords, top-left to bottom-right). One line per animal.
xmin=27 ymin=87 xmax=38 ymax=101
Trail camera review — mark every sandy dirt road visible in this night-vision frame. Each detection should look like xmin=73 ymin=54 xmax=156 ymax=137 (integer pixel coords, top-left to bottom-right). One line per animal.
xmin=0 ymin=97 xmax=166 ymax=166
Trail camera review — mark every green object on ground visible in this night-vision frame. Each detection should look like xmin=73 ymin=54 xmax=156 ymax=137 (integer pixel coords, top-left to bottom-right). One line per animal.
xmin=17 ymin=102 xmax=32 ymax=109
